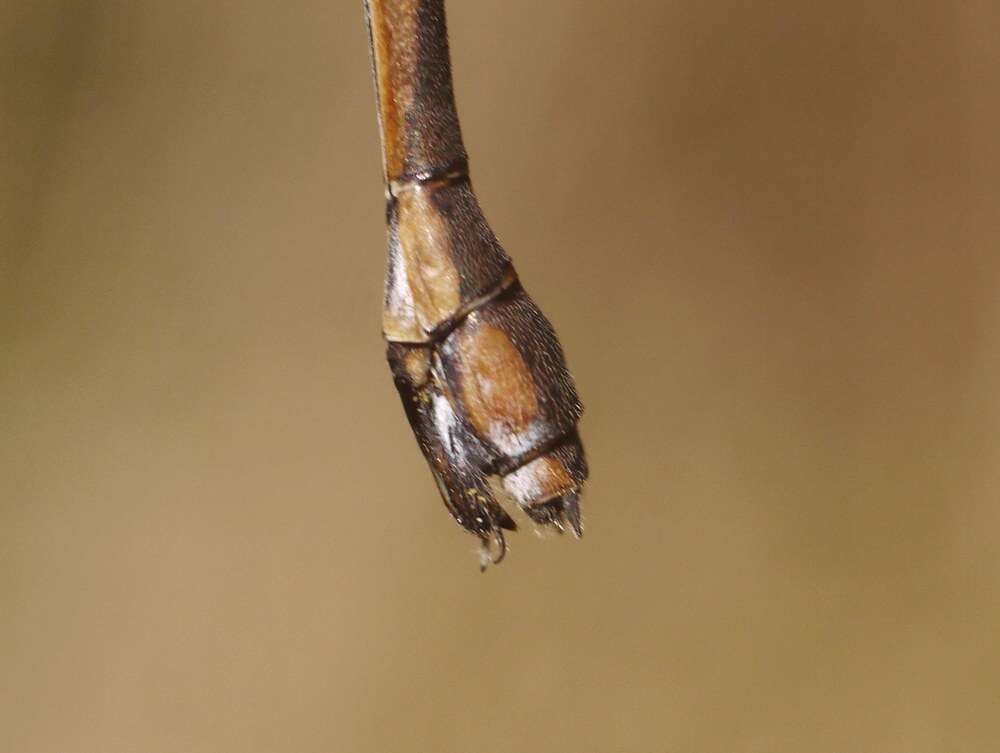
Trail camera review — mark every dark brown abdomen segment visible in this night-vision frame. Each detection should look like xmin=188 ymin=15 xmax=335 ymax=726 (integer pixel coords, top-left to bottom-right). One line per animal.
xmin=365 ymin=0 xmax=467 ymax=183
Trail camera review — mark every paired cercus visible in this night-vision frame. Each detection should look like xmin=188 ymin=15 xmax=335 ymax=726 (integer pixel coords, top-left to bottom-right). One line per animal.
xmin=362 ymin=0 xmax=588 ymax=568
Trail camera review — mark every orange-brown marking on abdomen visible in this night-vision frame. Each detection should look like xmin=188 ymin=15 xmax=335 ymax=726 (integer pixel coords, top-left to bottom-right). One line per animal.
xmin=394 ymin=186 xmax=461 ymax=332
xmin=366 ymin=0 xmax=419 ymax=181
xmin=502 ymin=454 xmax=574 ymax=507
xmin=455 ymin=320 xmax=539 ymax=444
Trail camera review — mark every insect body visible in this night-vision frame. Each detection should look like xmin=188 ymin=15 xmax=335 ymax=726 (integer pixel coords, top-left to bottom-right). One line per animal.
xmin=364 ymin=0 xmax=587 ymax=566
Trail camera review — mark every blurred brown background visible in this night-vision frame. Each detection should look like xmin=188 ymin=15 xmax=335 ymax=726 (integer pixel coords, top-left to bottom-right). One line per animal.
xmin=3 ymin=1 xmax=999 ymax=751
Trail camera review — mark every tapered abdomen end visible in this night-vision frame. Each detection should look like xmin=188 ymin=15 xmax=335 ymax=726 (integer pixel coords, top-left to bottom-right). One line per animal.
xmin=386 ymin=279 xmax=587 ymax=566
xmin=382 ymin=172 xmax=585 ymax=566
xmin=366 ymin=0 xmax=584 ymax=566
